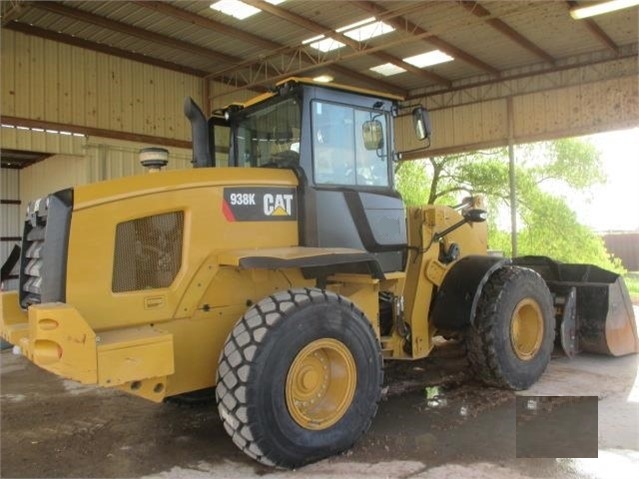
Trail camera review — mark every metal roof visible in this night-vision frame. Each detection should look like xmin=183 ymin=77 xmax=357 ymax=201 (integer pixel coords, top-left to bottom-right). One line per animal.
xmin=2 ymin=0 xmax=638 ymax=99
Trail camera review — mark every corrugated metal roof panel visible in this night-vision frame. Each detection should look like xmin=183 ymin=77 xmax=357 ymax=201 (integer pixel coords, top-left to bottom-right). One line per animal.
xmin=431 ymin=22 xmax=541 ymax=71
xmin=489 ymin=1 xmax=601 ymax=59
xmin=6 ymin=0 xmax=638 ymax=100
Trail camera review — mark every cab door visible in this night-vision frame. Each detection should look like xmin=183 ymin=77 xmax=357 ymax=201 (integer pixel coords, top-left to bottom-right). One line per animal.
xmin=304 ymin=99 xmax=407 ymax=273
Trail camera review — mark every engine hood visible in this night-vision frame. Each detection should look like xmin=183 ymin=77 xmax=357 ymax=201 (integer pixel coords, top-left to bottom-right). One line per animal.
xmin=72 ymin=167 xmax=298 ymax=211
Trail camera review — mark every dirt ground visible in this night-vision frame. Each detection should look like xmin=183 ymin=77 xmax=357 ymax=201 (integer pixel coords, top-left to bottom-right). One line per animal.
xmin=1 ymin=309 xmax=638 ymax=479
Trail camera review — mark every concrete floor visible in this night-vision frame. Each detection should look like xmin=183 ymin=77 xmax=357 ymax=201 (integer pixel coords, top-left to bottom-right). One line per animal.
xmin=1 ymin=309 xmax=638 ymax=478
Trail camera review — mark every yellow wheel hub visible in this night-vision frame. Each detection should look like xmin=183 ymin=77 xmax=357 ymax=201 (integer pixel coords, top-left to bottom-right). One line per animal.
xmin=286 ymin=338 xmax=356 ymax=430
xmin=510 ymin=298 xmax=544 ymax=361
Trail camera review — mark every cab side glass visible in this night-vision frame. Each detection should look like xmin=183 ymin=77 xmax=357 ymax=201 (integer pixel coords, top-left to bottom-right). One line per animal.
xmin=312 ymin=100 xmax=390 ymax=187
xmin=235 ymin=98 xmax=301 ymax=168
xmin=210 ymin=119 xmax=230 ymax=167
xmin=413 ymin=107 xmax=432 ymax=141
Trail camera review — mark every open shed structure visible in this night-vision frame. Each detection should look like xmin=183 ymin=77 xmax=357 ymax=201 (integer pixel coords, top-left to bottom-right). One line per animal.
xmin=1 ymin=0 xmax=638 ymax=285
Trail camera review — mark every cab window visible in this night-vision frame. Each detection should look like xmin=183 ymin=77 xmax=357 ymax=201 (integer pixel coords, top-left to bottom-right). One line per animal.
xmin=207 ymin=116 xmax=231 ymax=167
xmin=312 ymin=100 xmax=389 ymax=187
xmin=235 ymin=98 xmax=301 ymax=168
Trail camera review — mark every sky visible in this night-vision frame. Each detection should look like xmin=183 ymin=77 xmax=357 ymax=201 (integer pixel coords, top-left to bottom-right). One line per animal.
xmin=576 ymin=127 xmax=639 ymax=232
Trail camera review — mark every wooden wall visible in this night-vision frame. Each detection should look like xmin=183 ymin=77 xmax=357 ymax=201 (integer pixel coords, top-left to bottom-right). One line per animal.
xmin=396 ymin=55 xmax=639 ymax=157
xmin=0 ymin=168 xmax=20 ymax=291
xmin=18 ymin=137 xmax=192 ymax=217
xmin=1 ymin=29 xmax=202 ymax=142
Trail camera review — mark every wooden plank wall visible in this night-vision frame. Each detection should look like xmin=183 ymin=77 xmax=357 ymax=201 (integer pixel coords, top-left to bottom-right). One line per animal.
xmin=0 ymin=127 xmax=86 ymax=156
xmin=1 ymin=29 xmax=201 ymax=142
xmin=208 ymin=80 xmax=256 ymax=112
xmin=82 ymin=137 xmax=192 ymax=184
xmin=17 ymin=137 xmax=192 ymax=215
xmin=0 ymin=168 xmax=21 ymax=291
xmin=397 ymin=57 xmax=639 ymax=158
xmin=19 ymin=155 xmax=89 ymax=216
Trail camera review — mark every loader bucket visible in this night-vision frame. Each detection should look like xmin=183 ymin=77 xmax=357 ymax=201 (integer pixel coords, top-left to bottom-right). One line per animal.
xmin=513 ymin=257 xmax=639 ymax=357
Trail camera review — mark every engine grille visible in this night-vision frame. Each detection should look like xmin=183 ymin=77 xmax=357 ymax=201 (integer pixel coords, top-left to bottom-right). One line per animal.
xmin=112 ymin=211 xmax=184 ymax=292
xmin=21 ymin=201 xmax=47 ymax=306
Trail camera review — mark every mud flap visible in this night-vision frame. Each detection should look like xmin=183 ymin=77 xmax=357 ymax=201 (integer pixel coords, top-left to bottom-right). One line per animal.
xmin=514 ymin=257 xmax=639 ymax=357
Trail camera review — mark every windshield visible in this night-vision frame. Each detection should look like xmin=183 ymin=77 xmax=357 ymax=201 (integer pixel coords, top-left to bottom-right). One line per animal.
xmin=235 ymin=97 xmax=301 ymax=168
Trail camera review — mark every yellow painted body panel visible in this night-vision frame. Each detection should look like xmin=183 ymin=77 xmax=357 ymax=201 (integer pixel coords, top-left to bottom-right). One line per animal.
xmin=0 ymin=292 xmax=28 ymax=345
xmin=23 ymin=303 xmax=98 ymax=384
xmin=400 ymin=203 xmax=488 ymax=359
xmin=63 ymin=167 xmax=318 ymax=397
xmin=1 ymin=294 xmax=173 ymax=396
xmin=66 ymin=167 xmax=298 ymax=332
xmin=96 ymin=327 xmax=174 ymax=387
xmin=327 ymin=274 xmax=381 ymax=338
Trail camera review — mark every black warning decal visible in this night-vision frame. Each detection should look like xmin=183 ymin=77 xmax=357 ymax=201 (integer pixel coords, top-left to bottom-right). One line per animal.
xmin=222 ymin=187 xmax=297 ymax=222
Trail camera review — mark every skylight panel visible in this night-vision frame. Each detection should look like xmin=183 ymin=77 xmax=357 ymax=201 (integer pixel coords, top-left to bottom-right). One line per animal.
xmin=337 ymin=17 xmax=395 ymax=42
xmin=210 ymin=0 xmax=260 ymax=20
xmin=403 ymin=50 xmax=454 ymax=68
xmin=302 ymin=16 xmax=394 ymax=52
xmin=369 ymin=63 xmax=406 ymax=76
xmin=302 ymin=35 xmax=345 ymax=52
xmin=336 ymin=17 xmax=377 ymax=33
xmin=570 ymin=0 xmax=639 ymax=19
xmin=313 ymin=75 xmax=334 ymax=83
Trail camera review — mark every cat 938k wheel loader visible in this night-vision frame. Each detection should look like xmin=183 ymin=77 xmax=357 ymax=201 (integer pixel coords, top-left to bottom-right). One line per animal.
xmin=1 ymin=78 xmax=637 ymax=468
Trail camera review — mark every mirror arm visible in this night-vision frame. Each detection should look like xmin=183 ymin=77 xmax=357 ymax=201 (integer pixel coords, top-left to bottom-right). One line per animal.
xmin=396 ymin=141 xmax=432 ymax=161
xmin=431 ymin=218 xmax=469 ymax=243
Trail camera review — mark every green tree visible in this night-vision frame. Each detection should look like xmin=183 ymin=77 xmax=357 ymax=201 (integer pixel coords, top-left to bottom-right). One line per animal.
xmin=394 ymin=159 xmax=430 ymax=206
xmin=395 ymin=138 xmax=623 ymax=272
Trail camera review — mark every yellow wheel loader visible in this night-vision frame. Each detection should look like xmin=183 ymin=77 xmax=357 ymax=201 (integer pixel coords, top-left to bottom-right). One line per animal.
xmin=1 ymin=78 xmax=637 ymax=468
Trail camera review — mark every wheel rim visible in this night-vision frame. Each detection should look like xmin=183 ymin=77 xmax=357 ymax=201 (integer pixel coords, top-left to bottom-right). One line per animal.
xmin=510 ymin=298 xmax=545 ymax=361
xmin=286 ymin=338 xmax=356 ymax=430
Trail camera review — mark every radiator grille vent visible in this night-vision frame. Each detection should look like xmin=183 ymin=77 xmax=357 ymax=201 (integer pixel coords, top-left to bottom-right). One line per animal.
xmin=112 ymin=211 xmax=184 ymax=293
xmin=19 ymin=190 xmax=73 ymax=308
xmin=21 ymin=209 xmax=47 ymax=306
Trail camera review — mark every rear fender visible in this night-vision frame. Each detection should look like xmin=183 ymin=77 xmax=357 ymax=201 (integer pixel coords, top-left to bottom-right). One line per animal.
xmin=431 ymin=255 xmax=510 ymax=330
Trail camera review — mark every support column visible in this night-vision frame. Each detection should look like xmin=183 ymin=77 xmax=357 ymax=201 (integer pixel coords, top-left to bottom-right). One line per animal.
xmin=507 ymin=97 xmax=518 ymax=257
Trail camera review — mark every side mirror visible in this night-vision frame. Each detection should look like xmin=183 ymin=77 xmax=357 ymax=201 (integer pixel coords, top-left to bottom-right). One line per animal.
xmin=362 ymin=120 xmax=384 ymax=150
xmin=412 ymin=107 xmax=432 ymax=141
xmin=463 ymin=208 xmax=487 ymax=223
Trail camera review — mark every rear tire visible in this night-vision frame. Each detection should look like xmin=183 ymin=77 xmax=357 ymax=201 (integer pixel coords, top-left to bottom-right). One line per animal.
xmin=216 ymin=288 xmax=383 ymax=468
xmin=466 ymin=266 xmax=555 ymax=390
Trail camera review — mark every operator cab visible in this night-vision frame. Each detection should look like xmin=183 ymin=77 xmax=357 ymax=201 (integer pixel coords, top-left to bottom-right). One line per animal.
xmin=197 ymin=78 xmax=431 ymax=273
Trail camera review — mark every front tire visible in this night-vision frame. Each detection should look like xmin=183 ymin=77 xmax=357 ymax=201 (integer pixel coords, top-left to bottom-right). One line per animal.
xmin=216 ymin=288 xmax=383 ymax=468
xmin=466 ymin=266 xmax=555 ymax=390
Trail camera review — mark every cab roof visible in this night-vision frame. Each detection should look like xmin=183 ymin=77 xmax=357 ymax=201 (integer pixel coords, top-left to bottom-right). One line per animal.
xmin=239 ymin=77 xmax=404 ymax=109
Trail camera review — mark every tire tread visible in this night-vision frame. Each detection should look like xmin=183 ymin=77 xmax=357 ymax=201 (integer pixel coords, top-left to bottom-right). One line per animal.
xmin=216 ymin=288 xmax=383 ymax=468
xmin=466 ymin=266 xmax=554 ymax=390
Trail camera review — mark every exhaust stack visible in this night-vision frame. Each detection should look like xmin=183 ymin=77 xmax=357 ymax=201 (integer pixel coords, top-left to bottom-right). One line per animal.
xmin=183 ymin=97 xmax=212 ymax=168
